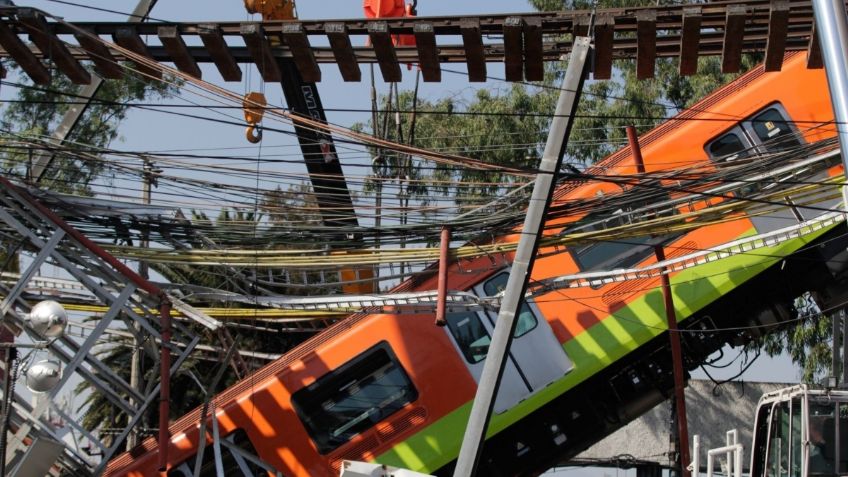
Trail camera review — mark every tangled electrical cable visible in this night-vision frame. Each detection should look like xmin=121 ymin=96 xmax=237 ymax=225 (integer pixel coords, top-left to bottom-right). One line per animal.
xmin=0 ymin=8 xmax=845 ymax=296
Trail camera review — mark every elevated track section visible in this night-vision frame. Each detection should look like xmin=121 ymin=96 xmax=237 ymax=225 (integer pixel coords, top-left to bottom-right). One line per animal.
xmin=0 ymin=0 xmax=831 ymax=84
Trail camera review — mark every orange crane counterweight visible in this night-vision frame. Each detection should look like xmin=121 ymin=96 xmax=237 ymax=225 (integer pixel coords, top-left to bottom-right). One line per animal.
xmin=363 ymin=0 xmax=407 ymax=18
xmin=363 ymin=0 xmax=417 ymax=46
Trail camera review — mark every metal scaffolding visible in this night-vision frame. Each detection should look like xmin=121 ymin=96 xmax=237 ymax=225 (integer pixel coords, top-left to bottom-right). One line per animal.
xmin=0 ymin=176 xmax=215 ymax=474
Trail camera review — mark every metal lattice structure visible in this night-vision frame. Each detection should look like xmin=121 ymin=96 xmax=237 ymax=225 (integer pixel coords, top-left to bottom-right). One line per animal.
xmin=0 ymin=176 xmax=220 ymax=474
xmin=0 ymin=175 xmax=491 ymax=474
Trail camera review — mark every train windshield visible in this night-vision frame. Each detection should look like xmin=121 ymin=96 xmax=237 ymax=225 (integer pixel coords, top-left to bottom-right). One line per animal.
xmin=482 ymin=272 xmax=538 ymax=338
xmin=291 ymin=342 xmax=417 ymax=454
xmin=444 ymin=311 xmax=491 ymax=363
xmin=444 ymin=272 xmax=541 ymax=364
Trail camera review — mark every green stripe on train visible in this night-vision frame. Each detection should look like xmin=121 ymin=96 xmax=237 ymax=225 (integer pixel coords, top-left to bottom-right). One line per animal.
xmin=375 ymin=226 xmax=831 ymax=473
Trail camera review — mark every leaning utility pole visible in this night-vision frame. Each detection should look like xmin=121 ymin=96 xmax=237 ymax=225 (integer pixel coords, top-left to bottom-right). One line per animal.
xmin=127 ymin=156 xmax=157 ymax=449
xmin=452 ymin=37 xmax=591 ymax=477
xmin=812 ymin=0 xmax=848 ymax=391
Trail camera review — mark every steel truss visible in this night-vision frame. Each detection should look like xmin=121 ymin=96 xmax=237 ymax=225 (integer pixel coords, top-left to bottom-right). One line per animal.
xmin=0 ymin=175 xmax=217 ymax=475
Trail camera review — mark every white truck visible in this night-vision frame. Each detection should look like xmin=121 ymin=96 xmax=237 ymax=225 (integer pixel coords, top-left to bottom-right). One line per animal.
xmin=694 ymin=384 xmax=848 ymax=477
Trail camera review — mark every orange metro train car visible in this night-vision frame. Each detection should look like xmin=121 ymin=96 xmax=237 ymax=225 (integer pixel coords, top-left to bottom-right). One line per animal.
xmin=108 ymin=52 xmax=848 ymax=476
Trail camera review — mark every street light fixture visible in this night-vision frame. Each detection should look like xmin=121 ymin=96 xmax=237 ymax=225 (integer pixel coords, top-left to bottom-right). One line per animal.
xmin=20 ymin=300 xmax=68 ymax=394
xmin=25 ymin=359 xmax=61 ymax=394
xmin=0 ymin=299 xmax=68 ymax=474
xmin=25 ymin=299 xmax=68 ymax=339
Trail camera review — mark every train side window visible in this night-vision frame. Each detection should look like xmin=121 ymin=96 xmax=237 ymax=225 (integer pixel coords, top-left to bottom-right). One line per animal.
xmin=445 ymin=312 xmax=491 ymax=363
xmin=706 ymin=128 xmax=751 ymax=163
xmin=746 ymin=106 xmax=802 ymax=152
xmin=482 ymin=272 xmax=538 ymax=338
xmin=564 ymin=199 xmax=676 ymax=273
xmin=291 ymin=342 xmax=418 ymax=454
xmin=166 ymin=429 xmax=272 ymax=477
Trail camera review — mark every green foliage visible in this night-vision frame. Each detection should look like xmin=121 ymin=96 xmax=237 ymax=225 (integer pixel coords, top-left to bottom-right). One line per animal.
xmin=755 ymin=296 xmax=836 ymax=383
xmin=359 ymin=0 xmax=762 ymax=188
xmin=0 ymin=69 xmax=179 ymax=194
xmin=356 ymin=85 xmax=554 ymax=210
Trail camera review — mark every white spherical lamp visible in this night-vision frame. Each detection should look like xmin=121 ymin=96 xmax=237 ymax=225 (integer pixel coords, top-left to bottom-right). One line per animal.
xmin=27 ymin=300 xmax=67 ymax=338
xmin=25 ymin=359 xmax=61 ymax=393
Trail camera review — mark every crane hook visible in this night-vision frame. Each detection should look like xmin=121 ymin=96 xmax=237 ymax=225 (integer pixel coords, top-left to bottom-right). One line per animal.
xmin=243 ymin=91 xmax=267 ymax=144
xmin=246 ymin=125 xmax=263 ymax=143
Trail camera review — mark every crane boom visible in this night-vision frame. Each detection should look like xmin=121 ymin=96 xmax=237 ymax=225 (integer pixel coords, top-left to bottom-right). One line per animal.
xmin=241 ymin=0 xmax=373 ymax=293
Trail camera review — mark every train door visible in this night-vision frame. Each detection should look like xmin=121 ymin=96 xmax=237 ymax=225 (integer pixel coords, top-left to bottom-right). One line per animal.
xmin=442 ymin=271 xmax=572 ymax=414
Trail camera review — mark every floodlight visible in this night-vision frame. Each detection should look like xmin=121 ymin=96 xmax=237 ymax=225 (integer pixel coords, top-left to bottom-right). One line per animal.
xmin=26 ymin=300 xmax=67 ymax=339
xmin=25 ymin=359 xmax=61 ymax=393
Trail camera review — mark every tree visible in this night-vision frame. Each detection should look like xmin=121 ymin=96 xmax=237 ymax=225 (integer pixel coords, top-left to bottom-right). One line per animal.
xmin=0 ymin=70 xmax=179 ymax=194
xmin=357 ymin=1 xmax=760 ymax=211
xmin=355 ymin=85 xmax=554 ymax=215
xmin=755 ymin=295 xmax=836 ymax=383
